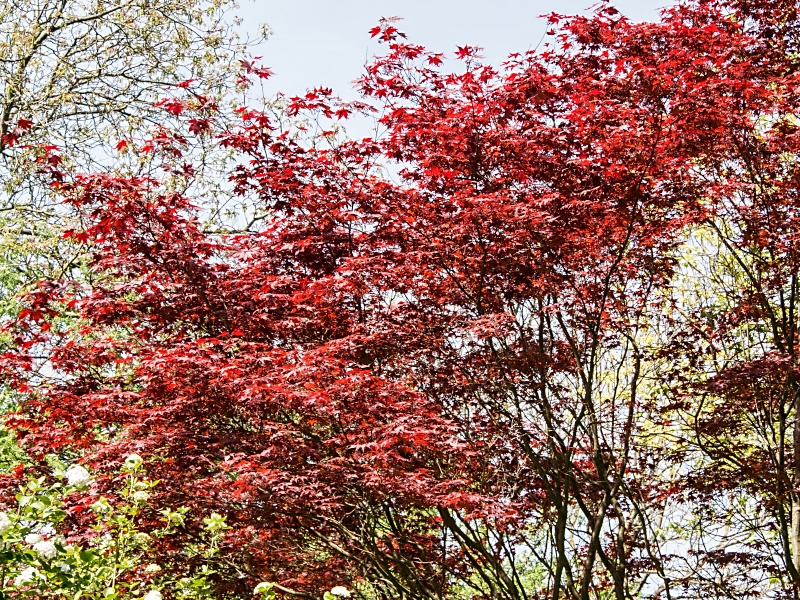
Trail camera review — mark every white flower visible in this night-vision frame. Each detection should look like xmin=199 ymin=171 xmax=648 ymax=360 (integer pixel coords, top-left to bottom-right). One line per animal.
xmin=33 ymin=539 xmax=58 ymax=559
xmin=14 ymin=566 xmax=39 ymax=586
xmin=124 ymin=453 xmax=143 ymax=470
xmin=132 ymin=490 xmax=150 ymax=503
xmin=144 ymin=563 xmax=161 ymax=573
xmin=65 ymin=464 xmax=91 ymax=487
xmin=143 ymin=590 xmax=163 ymax=600
xmin=254 ymin=582 xmax=274 ymax=595
xmin=60 ymin=564 xmax=71 ymax=573
xmin=134 ymin=532 xmax=151 ymax=545
xmin=24 ymin=533 xmax=42 ymax=545
xmin=330 ymin=587 xmax=351 ymax=598
xmin=0 ymin=511 xmax=12 ymax=534
xmin=91 ymin=497 xmax=111 ymax=513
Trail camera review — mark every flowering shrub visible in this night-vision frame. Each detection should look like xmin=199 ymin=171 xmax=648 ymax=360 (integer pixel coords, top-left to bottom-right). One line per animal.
xmin=0 ymin=455 xmax=228 ymax=599
xmin=252 ymin=583 xmax=351 ymax=599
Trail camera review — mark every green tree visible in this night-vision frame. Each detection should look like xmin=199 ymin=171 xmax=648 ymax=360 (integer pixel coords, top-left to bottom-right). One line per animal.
xmin=0 ymin=0 xmax=263 ymax=307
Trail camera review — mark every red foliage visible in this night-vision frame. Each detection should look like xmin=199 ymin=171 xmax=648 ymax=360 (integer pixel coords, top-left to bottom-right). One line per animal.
xmin=4 ymin=1 xmax=800 ymax=598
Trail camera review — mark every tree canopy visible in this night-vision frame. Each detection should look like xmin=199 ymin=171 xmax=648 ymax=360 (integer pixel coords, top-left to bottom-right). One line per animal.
xmin=3 ymin=1 xmax=800 ymax=599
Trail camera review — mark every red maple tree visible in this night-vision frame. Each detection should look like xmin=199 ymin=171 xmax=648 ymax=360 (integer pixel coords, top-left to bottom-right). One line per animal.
xmin=3 ymin=1 xmax=800 ymax=599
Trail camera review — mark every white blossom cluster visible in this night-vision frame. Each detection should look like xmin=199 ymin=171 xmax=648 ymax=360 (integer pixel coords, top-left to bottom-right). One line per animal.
xmin=0 ymin=511 xmax=12 ymax=534
xmin=33 ymin=538 xmax=58 ymax=559
xmin=15 ymin=566 xmax=39 ymax=586
xmin=65 ymin=464 xmax=91 ymax=487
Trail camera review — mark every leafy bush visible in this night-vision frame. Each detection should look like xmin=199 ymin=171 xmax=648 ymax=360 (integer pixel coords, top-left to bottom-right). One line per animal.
xmin=0 ymin=455 xmax=229 ymax=599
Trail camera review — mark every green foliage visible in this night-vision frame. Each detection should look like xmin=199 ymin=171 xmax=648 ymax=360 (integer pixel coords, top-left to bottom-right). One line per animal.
xmin=0 ymin=456 xmax=234 ymax=599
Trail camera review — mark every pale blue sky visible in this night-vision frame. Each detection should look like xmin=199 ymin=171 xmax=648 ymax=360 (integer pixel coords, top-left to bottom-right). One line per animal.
xmin=237 ymin=0 xmax=669 ymax=99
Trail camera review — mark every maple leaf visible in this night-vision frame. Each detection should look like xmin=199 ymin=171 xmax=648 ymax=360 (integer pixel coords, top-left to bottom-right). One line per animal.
xmin=240 ymin=59 xmax=274 ymax=80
